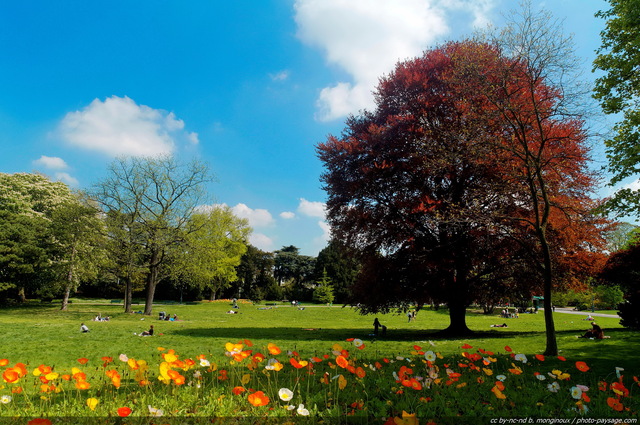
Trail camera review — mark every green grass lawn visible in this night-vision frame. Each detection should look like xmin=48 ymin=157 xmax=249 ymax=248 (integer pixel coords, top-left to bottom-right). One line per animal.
xmin=0 ymin=299 xmax=634 ymax=374
xmin=0 ymin=300 xmax=637 ymax=423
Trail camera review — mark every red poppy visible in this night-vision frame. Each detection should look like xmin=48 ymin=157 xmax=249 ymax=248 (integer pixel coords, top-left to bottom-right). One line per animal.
xmin=557 ymin=356 xmax=566 ymax=361
xmin=461 ymin=343 xmax=473 ymax=349
xmin=355 ymin=367 xmax=366 ymax=378
xmin=77 ymin=358 xmax=89 ymax=365
xmin=27 ymin=419 xmax=52 ymax=425
xmin=232 ymin=386 xmax=246 ymax=395
xmin=575 ymin=361 xmax=589 ymax=372
xmin=504 ymin=346 xmax=513 ymax=352
xmin=607 ymin=397 xmax=624 ymax=412
xmin=117 ymin=407 xmax=132 ymax=417
xmin=535 ymin=354 xmax=545 ymax=362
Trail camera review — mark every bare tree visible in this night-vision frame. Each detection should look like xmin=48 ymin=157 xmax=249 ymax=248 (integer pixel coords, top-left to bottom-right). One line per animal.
xmin=94 ymin=156 xmax=214 ymax=315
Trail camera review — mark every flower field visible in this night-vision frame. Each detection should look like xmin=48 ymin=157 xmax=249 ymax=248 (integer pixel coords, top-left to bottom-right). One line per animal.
xmin=0 ymin=301 xmax=638 ymax=424
xmin=1 ymin=338 xmax=638 ymax=424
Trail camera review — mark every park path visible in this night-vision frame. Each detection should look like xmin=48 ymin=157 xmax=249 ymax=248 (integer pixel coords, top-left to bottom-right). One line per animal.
xmin=549 ymin=307 xmax=619 ymax=318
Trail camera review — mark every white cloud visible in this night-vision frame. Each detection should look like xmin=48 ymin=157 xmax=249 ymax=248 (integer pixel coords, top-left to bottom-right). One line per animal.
xmin=623 ymin=179 xmax=640 ymax=192
xmin=294 ymin=0 xmax=497 ymax=121
xmin=297 ymin=198 xmax=326 ymax=218
xmin=54 ymin=172 xmax=79 ymax=187
xmin=250 ymin=233 xmax=275 ymax=251
xmin=58 ymin=96 xmax=196 ymax=157
xmin=280 ymin=211 xmax=296 ymax=219
xmin=33 ymin=155 xmax=68 ymax=170
xmin=269 ymin=70 xmax=290 ymax=81
xmin=229 ymin=203 xmax=275 ymax=228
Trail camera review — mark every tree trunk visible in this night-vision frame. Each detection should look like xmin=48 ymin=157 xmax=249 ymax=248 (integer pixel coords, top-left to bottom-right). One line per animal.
xmin=540 ymin=230 xmax=558 ymax=356
xmin=210 ymin=288 xmax=216 ymax=301
xmin=18 ymin=287 xmax=26 ymax=303
xmin=61 ymin=285 xmax=71 ymax=311
xmin=442 ymin=297 xmax=473 ymax=336
xmin=143 ymin=250 xmax=160 ymax=315
xmin=124 ymin=278 xmax=133 ymax=314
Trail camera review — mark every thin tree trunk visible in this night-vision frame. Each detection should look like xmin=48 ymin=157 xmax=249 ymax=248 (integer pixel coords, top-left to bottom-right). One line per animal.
xmin=61 ymin=285 xmax=71 ymax=311
xmin=540 ymin=230 xmax=558 ymax=356
xmin=124 ymin=278 xmax=133 ymax=313
xmin=143 ymin=250 xmax=160 ymax=315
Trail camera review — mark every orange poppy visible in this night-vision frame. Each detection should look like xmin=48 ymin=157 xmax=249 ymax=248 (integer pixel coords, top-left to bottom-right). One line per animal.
xmin=535 ymin=354 xmax=545 ymax=362
xmin=11 ymin=386 xmax=23 ymax=394
xmin=0 ymin=359 xmax=8 ymax=367
xmin=575 ymin=361 xmax=589 ymax=372
xmin=355 ymin=367 xmax=366 ymax=378
xmin=2 ymin=369 xmax=19 ymax=383
xmin=607 ymin=397 xmax=624 ymax=412
xmin=117 ymin=407 xmax=132 ymax=417
xmin=247 ymin=390 xmax=269 ymax=406
xmin=75 ymin=380 xmax=90 ymax=390
xmin=557 ymin=356 xmax=566 ymax=361
xmin=232 ymin=386 xmax=246 ymax=395
xmin=77 ymin=358 xmax=89 ymax=365
xmin=267 ymin=343 xmax=281 ymax=355
xmin=336 ymin=356 xmax=349 ymax=369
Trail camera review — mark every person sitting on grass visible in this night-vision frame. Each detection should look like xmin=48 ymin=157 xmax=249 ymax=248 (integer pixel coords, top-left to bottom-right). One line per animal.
xmin=491 ymin=323 xmax=508 ymax=328
xmin=139 ymin=325 xmax=154 ymax=336
xmin=580 ymin=322 xmax=606 ymax=339
xmin=80 ymin=323 xmax=90 ymax=333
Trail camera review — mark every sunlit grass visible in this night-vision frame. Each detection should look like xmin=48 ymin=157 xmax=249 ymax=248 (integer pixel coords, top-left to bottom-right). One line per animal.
xmin=0 ymin=300 xmax=637 ymax=423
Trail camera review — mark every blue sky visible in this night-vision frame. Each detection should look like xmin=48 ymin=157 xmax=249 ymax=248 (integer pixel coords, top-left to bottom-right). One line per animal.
xmin=0 ymin=0 xmax=618 ymax=255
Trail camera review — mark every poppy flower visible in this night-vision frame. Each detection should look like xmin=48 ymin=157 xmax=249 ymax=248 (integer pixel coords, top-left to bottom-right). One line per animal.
xmin=424 ymin=351 xmax=436 ymax=362
xmin=297 ymin=403 xmax=310 ymax=416
xmin=557 ymin=356 xmax=566 ymax=361
xmin=535 ymin=354 xmax=545 ymax=362
xmin=0 ymin=395 xmax=12 ymax=404
xmin=27 ymin=419 xmax=52 ymax=425
xmin=607 ymin=397 xmax=624 ymax=412
xmin=77 ymin=358 xmax=89 ymax=365
xmin=335 ymin=356 xmax=349 ymax=369
xmin=278 ymin=387 xmax=293 ymax=401
xmin=570 ymin=386 xmax=583 ymax=399
xmin=461 ymin=343 xmax=473 ymax=349
xmin=338 ymin=374 xmax=347 ymax=390
xmin=75 ymin=380 xmax=90 ymax=390
xmin=491 ymin=386 xmax=506 ymax=399
xmin=248 ymin=390 xmax=269 ymax=406
xmin=0 ymin=359 xmax=8 ymax=367
xmin=575 ymin=361 xmax=589 ymax=372
xmin=504 ymin=346 xmax=513 ymax=352
xmin=611 ymin=382 xmax=629 ymax=397
xmin=355 ymin=367 xmax=366 ymax=378
xmin=547 ymin=382 xmax=560 ymax=393
xmin=86 ymin=398 xmax=98 ymax=411
xmin=232 ymin=386 xmax=246 ymax=395
xmin=148 ymin=405 xmax=164 ymax=417
xmin=117 ymin=406 xmax=132 ymax=417
xmin=2 ymin=369 xmax=19 ymax=383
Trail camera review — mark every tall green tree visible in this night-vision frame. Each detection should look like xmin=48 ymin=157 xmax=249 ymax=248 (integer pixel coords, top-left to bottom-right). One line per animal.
xmin=236 ymin=245 xmax=279 ymax=301
xmin=594 ymin=0 xmax=640 ymax=219
xmin=313 ymin=240 xmax=359 ymax=303
xmin=172 ymin=205 xmax=250 ymax=300
xmin=93 ymin=156 xmax=214 ymax=315
xmin=49 ymin=196 xmax=107 ymax=310
xmin=0 ymin=173 xmax=75 ymax=301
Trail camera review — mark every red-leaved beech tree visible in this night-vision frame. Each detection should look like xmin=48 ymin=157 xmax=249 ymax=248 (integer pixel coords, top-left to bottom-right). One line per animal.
xmin=318 ymin=40 xmax=609 ymax=341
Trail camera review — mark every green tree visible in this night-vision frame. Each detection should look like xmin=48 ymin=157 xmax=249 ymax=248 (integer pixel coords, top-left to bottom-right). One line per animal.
xmin=312 ymin=269 xmax=334 ymax=304
xmin=274 ymin=246 xmax=316 ymax=300
xmin=172 ymin=205 xmax=250 ymax=301
xmin=313 ymin=240 xmax=359 ymax=304
xmin=0 ymin=173 xmax=75 ymax=301
xmin=594 ymin=0 xmax=640 ymax=219
xmin=49 ymin=196 xmax=107 ymax=310
xmin=0 ymin=210 xmax=50 ymax=301
xmin=93 ymin=156 xmax=214 ymax=315
xmin=236 ymin=245 xmax=279 ymax=301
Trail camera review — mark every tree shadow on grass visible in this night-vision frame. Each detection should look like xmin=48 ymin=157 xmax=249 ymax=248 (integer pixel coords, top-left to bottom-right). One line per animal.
xmin=170 ymin=326 xmax=542 ymax=343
